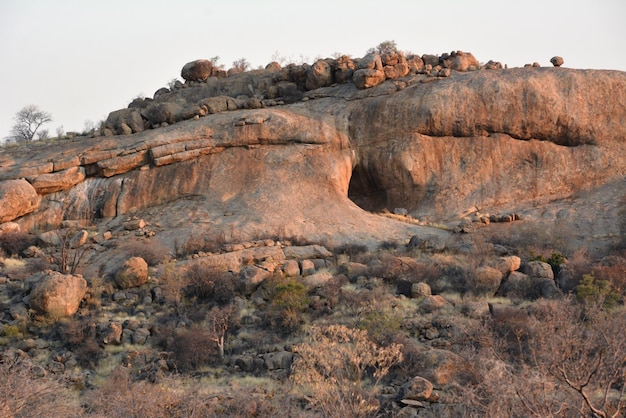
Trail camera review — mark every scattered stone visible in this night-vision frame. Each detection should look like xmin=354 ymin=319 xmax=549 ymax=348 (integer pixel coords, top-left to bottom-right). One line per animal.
xmin=123 ymin=219 xmax=147 ymax=230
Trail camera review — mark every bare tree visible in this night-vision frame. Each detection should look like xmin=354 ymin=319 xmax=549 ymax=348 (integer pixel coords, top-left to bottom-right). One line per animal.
xmin=206 ymin=304 xmax=238 ymax=359
xmin=230 ymin=57 xmax=250 ymax=74
xmin=366 ymin=40 xmax=398 ymax=55
xmin=8 ymin=105 xmax=52 ymax=143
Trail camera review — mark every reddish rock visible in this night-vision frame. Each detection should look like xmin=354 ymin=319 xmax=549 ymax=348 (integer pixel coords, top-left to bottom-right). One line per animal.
xmin=115 ymin=257 xmax=148 ymax=289
xmin=0 ymin=179 xmax=39 ymax=223
xmin=28 ymin=271 xmax=87 ymax=318
xmin=181 ymin=59 xmax=213 ymax=82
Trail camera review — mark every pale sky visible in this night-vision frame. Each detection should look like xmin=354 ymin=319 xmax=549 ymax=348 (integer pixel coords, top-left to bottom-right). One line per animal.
xmin=1 ymin=0 xmax=624 ymax=141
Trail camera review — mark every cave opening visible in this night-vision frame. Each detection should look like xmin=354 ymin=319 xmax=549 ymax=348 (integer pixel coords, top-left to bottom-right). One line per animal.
xmin=347 ymin=164 xmax=389 ymax=212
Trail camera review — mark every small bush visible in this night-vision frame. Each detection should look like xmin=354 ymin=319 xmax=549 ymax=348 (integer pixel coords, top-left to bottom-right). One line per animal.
xmin=575 ymin=273 xmax=620 ymax=309
xmin=57 ymin=317 xmax=102 ymax=367
xmin=169 ymin=325 xmax=218 ymax=371
xmin=186 ymin=263 xmax=235 ymax=305
xmin=264 ymin=277 xmax=310 ymax=331
xmin=0 ymin=231 xmax=36 ymax=256
xmin=121 ymin=240 xmax=168 ymax=266
xmin=358 ymin=311 xmax=402 ymax=345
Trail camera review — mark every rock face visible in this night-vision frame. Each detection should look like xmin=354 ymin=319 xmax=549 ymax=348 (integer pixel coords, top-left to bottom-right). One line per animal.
xmin=28 ymin=271 xmax=87 ymax=317
xmin=0 ymin=63 xmax=624 ymax=255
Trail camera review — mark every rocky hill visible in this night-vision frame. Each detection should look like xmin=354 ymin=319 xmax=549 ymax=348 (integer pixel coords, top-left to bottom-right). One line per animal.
xmin=1 ymin=50 xmax=626 ymax=417
xmin=1 ymin=52 xmax=625 ymax=254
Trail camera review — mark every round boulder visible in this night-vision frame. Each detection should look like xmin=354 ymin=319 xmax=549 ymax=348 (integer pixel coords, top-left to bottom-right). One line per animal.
xmin=115 ymin=256 xmax=148 ymax=289
xmin=550 ymin=56 xmax=564 ymax=67
xmin=28 ymin=271 xmax=87 ymax=318
xmin=305 ymin=59 xmax=333 ymax=90
xmin=181 ymin=59 xmax=213 ymax=82
xmin=0 ymin=179 xmax=39 ymax=223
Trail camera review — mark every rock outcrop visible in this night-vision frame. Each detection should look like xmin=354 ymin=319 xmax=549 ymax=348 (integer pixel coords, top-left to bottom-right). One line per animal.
xmin=0 ymin=55 xmax=624 ymax=254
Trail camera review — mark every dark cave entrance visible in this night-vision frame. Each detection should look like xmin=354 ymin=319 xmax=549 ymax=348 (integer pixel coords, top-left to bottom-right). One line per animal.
xmin=347 ymin=164 xmax=389 ymax=212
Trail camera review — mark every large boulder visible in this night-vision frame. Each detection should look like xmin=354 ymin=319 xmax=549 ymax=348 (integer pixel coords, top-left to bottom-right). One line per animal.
xmin=105 ymin=108 xmax=144 ymax=134
xmin=181 ymin=59 xmax=213 ymax=82
xmin=305 ymin=59 xmax=333 ymax=90
xmin=353 ymin=69 xmax=386 ymax=89
xmin=115 ymin=256 xmax=148 ymax=289
xmin=28 ymin=271 xmax=87 ymax=318
xmin=333 ymin=55 xmax=355 ymax=84
xmin=356 ymin=53 xmax=383 ymax=71
xmin=0 ymin=179 xmax=39 ymax=223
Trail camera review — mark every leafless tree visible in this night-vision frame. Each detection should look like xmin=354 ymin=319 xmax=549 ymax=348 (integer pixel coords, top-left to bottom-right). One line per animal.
xmin=8 ymin=105 xmax=52 ymax=143
xmin=206 ymin=304 xmax=238 ymax=359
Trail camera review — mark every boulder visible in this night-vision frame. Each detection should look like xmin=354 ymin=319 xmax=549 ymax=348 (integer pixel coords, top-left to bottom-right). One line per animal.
xmin=199 ymin=96 xmax=238 ymax=114
xmin=305 ymin=59 xmax=333 ymax=90
xmin=399 ymin=376 xmax=434 ymax=402
xmin=0 ymin=179 xmax=39 ymax=223
xmin=28 ymin=270 xmax=87 ymax=318
xmin=411 ymin=282 xmax=432 ymax=298
xmin=419 ymin=295 xmax=450 ymax=313
xmin=550 ymin=56 xmax=564 ymax=67
xmin=333 ymin=55 xmax=355 ymax=84
xmin=115 ymin=256 xmax=148 ymax=289
xmin=282 ymin=259 xmax=300 ymax=277
xmin=301 ymin=271 xmax=333 ymax=287
xmin=492 ymin=256 xmax=522 ymax=275
xmin=300 ymin=259 xmax=316 ymax=276
xmin=450 ymin=51 xmax=480 ymax=71
xmin=181 ymin=59 xmax=213 ymax=82
xmin=353 ymin=69 xmax=386 ymax=89
xmin=102 ymin=322 xmax=123 ymax=345
xmin=473 ymin=266 xmax=503 ymax=296
xmin=521 ymin=261 xmax=554 ymax=279
xmin=141 ymin=102 xmax=205 ymax=126
xmin=356 ymin=53 xmax=383 ymax=71
xmin=30 ymin=166 xmax=85 ymax=194
xmin=0 ymin=222 xmax=20 ymax=235
xmin=105 ymin=108 xmax=144 ymax=134
xmin=406 ymin=55 xmax=425 ymax=74
xmin=239 ymin=265 xmax=270 ymax=295
xmin=421 ymin=54 xmax=440 ymax=67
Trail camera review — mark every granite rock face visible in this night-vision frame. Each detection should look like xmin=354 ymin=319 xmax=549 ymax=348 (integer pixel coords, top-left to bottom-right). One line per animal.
xmin=1 ymin=66 xmax=624 ymax=253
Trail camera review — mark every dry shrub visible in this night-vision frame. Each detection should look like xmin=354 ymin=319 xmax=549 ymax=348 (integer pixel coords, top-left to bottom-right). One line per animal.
xmin=121 ymin=240 xmax=168 ymax=266
xmin=0 ymin=355 xmax=82 ymax=417
xmin=186 ymin=263 xmax=235 ymax=304
xmin=457 ymin=298 xmax=626 ymax=417
xmin=169 ymin=325 xmax=218 ymax=371
xmin=291 ymin=324 xmax=403 ymax=418
xmin=57 ymin=317 xmax=102 ymax=367
xmin=592 ymin=255 xmax=626 ymax=297
xmin=0 ymin=231 xmax=36 ymax=256
xmin=84 ymin=367 xmax=183 ymax=417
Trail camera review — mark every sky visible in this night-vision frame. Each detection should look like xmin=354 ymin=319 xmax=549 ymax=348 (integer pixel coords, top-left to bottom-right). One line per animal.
xmin=1 ymin=0 xmax=625 ymax=142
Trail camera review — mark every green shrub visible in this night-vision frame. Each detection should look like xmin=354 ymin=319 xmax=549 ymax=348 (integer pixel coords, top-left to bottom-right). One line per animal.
xmin=575 ymin=273 xmax=620 ymax=309
xmin=358 ymin=311 xmax=402 ymax=345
